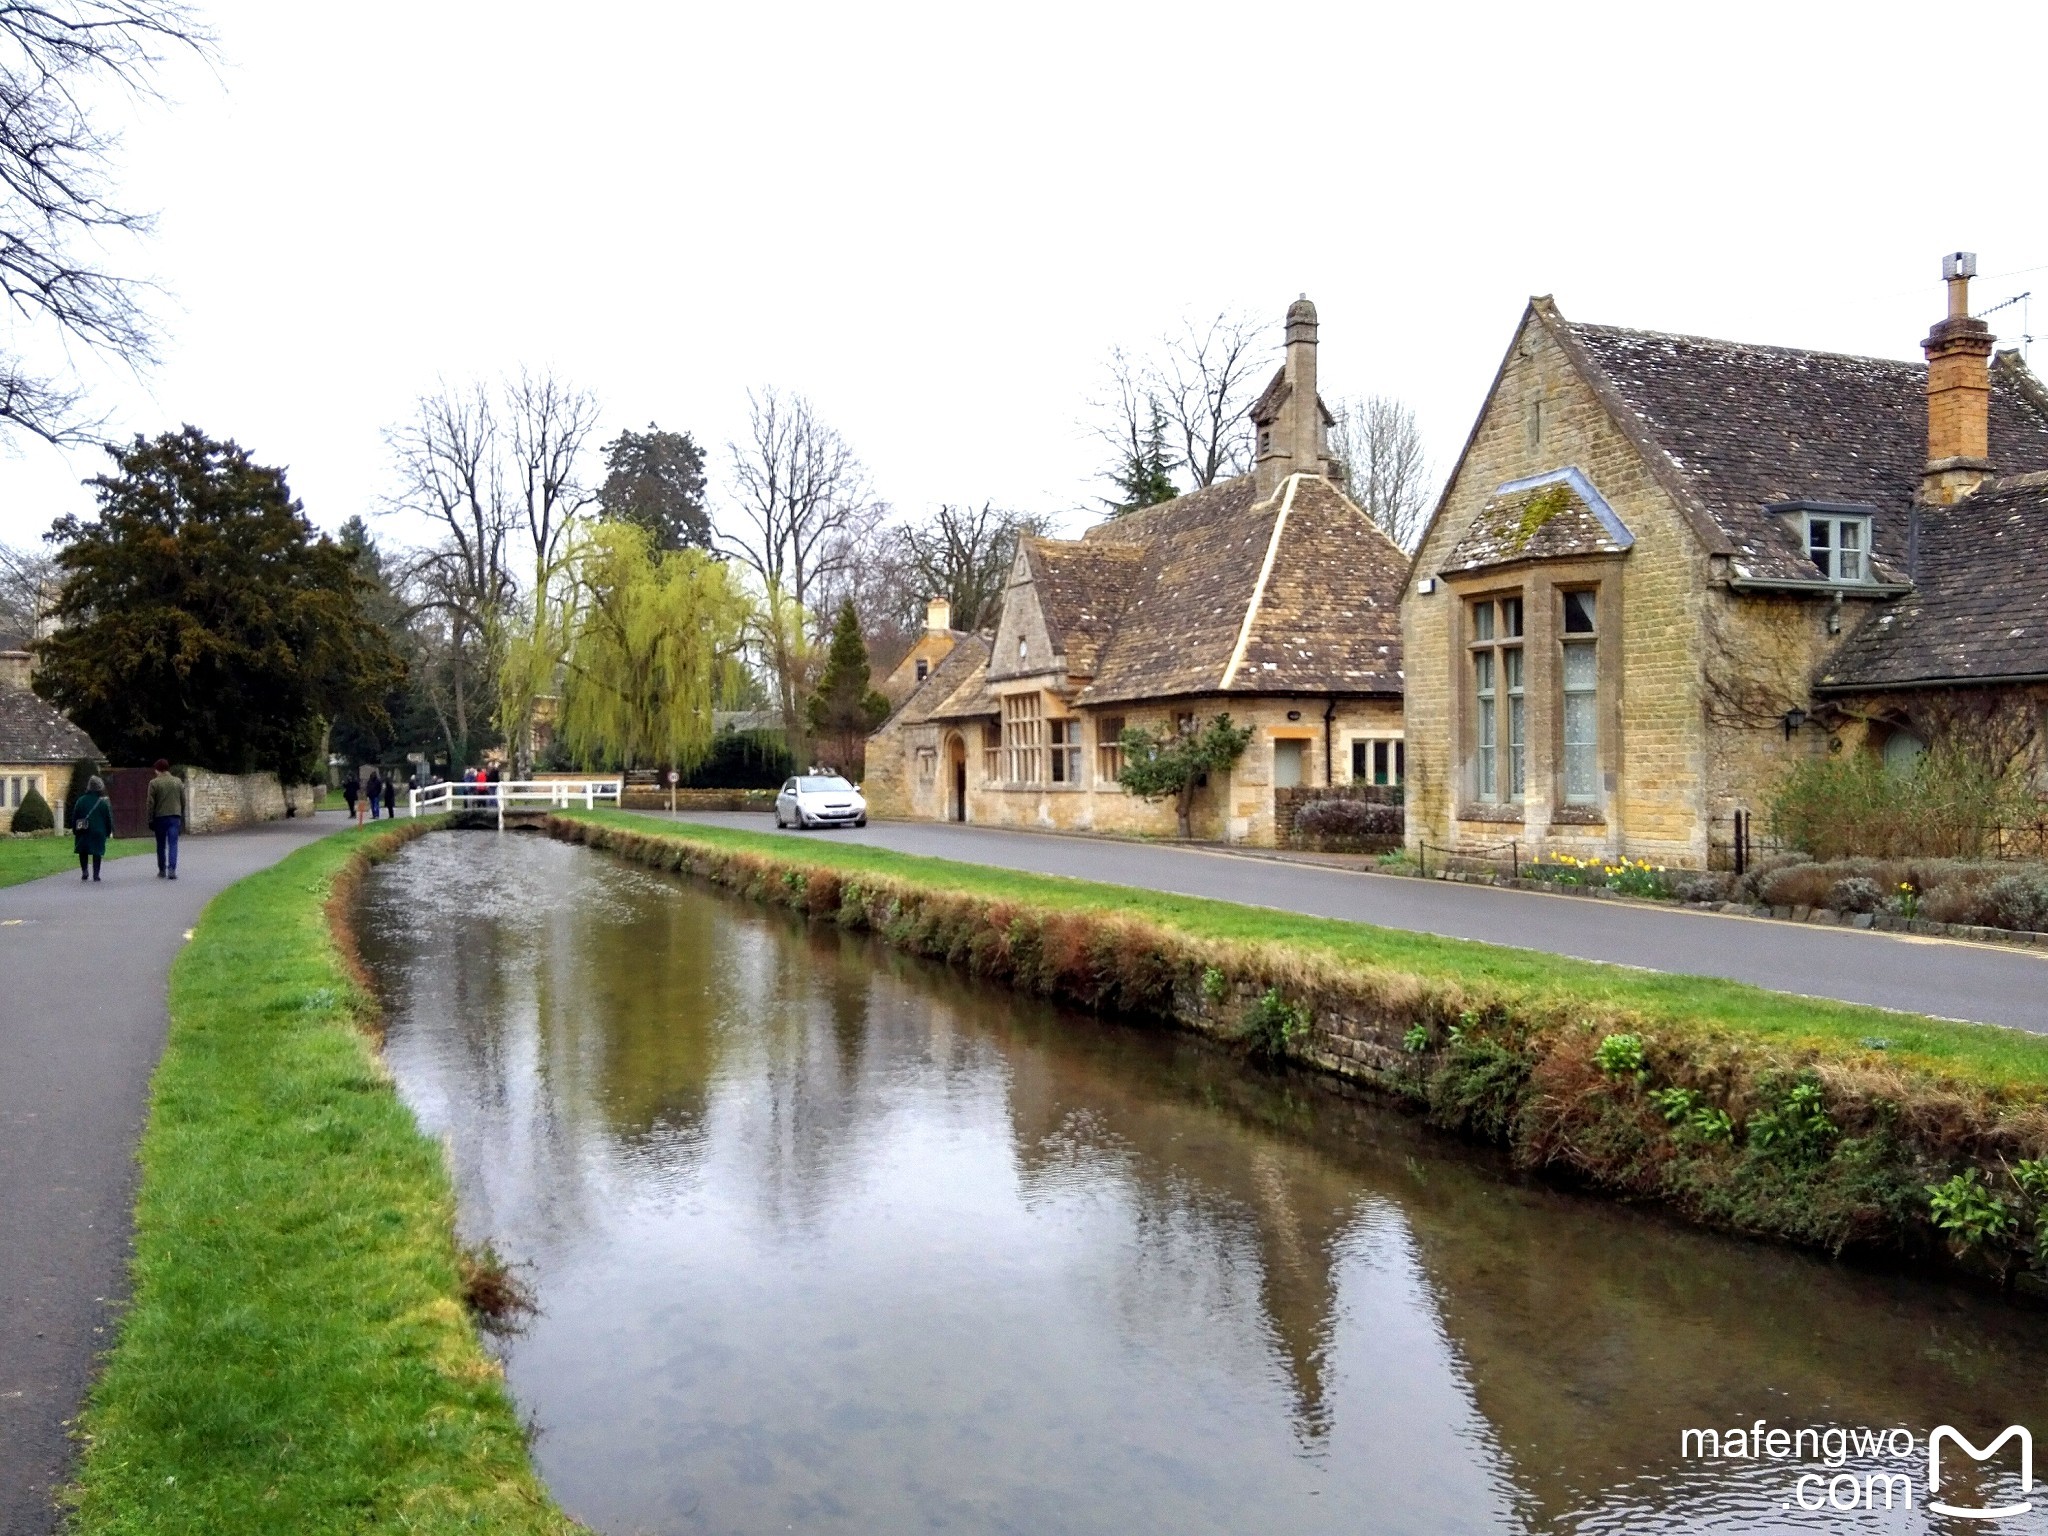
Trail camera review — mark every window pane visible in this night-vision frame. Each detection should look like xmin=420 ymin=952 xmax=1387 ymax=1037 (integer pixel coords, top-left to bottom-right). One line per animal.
xmin=1475 ymin=652 xmax=1496 ymax=798
xmin=1504 ymin=647 xmax=1523 ymax=692
xmin=1563 ymin=643 xmax=1597 ymax=692
xmin=1563 ymin=590 xmax=1597 ymax=633
xmin=1509 ymin=695 xmax=1526 ymax=798
xmin=1563 ymin=640 xmax=1597 ymax=802
xmin=1838 ymin=520 xmax=1863 ymax=581
xmin=1373 ymin=740 xmax=1389 ymax=785
xmin=1502 ymin=597 xmax=1524 ymax=637
xmin=1473 ymin=601 xmax=1494 ymax=641
xmin=1807 ymin=519 xmax=1832 ymax=579
xmin=1352 ymin=740 xmax=1368 ymax=781
xmin=1394 ymin=741 xmax=1404 ymax=784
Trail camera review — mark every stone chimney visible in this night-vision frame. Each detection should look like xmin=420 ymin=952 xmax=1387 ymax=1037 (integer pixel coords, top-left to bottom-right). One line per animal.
xmin=925 ymin=596 xmax=952 ymax=634
xmin=1253 ymin=295 xmax=1338 ymax=498
xmin=1922 ymin=251 xmax=1996 ymax=505
xmin=0 ymin=643 xmax=29 ymax=692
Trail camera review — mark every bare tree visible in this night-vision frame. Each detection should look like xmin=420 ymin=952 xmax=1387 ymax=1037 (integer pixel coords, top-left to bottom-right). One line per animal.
xmin=0 ymin=541 xmax=61 ymax=637
xmin=1153 ymin=312 xmax=1269 ymax=488
xmin=1330 ymin=395 xmax=1433 ymax=552
xmin=382 ymin=384 xmax=515 ymax=765
xmin=895 ymin=502 xmax=1050 ymax=633
xmin=499 ymin=369 xmax=601 ymax=770
xmin=0 ymin=2 xmax=212 ymax=444
xmin=722 ymin=388 xmax=881 ymax=763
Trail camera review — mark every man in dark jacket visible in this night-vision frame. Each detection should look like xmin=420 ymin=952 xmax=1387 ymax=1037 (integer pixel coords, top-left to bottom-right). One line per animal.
xmin=366 ymin=768 xmax=384 ymax=821
xmin=146 ymin=759 xmax=185 ymax=880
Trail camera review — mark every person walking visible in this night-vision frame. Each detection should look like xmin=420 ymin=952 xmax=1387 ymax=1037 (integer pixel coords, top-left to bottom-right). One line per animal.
xmin=366 ymin=768 xmax=385 ymax=821
xmin=342 ymin=772 xmax=359 ymax=821
xmin=381 ymin=773 xmax=397 ymax=820
xmin=146 ymin=759 xmax=186 ymax=880
xmin=71 ymin=775 xmax=114 ymax=882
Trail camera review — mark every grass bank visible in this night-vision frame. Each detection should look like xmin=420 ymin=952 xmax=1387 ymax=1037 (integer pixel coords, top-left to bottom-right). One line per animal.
xmin=0 ymin=834 xmax=149 ymax=888
xmin=67 ymin=818 xmax=579 ymax=1535
xmin=556 ymin=810 xmax=2048 ymax=1282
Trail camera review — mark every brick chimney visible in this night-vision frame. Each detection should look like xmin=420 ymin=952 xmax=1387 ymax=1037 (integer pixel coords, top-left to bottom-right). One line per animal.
xmin=925 ymin=596 xmax=952 ymax=634
xmin=1922 ymin=251 xmax=1995 ymax=505
xmin=1253 ymin=296 xmax=1338 ymax=497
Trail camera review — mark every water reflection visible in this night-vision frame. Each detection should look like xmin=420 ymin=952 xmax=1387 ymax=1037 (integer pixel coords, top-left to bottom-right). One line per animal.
xmin=356 ymin=834 xmax=2048 ymax=1534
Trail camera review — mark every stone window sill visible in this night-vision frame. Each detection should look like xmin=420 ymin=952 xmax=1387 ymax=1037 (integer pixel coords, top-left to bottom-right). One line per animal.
xmin=1456 ymin=804 xmax=1525 ymax=824
xmin=1549 ymin=805 xmax=1606 ymax=826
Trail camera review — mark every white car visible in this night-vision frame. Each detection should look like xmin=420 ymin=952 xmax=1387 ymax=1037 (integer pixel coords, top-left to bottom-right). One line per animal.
xmin=774 ymin=774 xmax=868 ymax=830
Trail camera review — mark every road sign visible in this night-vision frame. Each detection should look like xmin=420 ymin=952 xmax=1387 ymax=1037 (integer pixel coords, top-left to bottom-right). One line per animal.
xmin=666 ymin=770 xmax=680 ymax=785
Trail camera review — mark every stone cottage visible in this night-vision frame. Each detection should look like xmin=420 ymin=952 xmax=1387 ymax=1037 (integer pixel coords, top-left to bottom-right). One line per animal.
xmin=0 ymin=635 xmax=100 ymax=831
xmin=865 ymin=298 xmax=1408 ymax=845
xmin=1402 ymin=254 xmax=2048 ymax=869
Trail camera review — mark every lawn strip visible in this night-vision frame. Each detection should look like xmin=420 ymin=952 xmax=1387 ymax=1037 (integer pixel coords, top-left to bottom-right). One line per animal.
xmin=66 ymin=818 xmax=580 ymax=1536
xmin=0 ymin=835 xmax=150 ymax=889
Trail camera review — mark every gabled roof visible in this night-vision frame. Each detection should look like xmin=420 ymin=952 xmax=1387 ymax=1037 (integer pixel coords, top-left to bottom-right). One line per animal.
xmin=1248 ymin=366 xmax=1336 ymax=429
xmin=1019 ymin=539 xmax=1144 ymax=676
xmin=1078 ymin=472 xmax=1404 ymax=706
xmin=895 ymin=632 xmax=996 ymax=724
xmin=1443 ymin=468 xmax=1634 ymax=575
xmin=0 ymin=686 xmax=99 ymax=765
xmin=1541 ymin=303 xmax=2048 ymax=583
xmin=1817 ymin=471 xmax=2048 ymax=691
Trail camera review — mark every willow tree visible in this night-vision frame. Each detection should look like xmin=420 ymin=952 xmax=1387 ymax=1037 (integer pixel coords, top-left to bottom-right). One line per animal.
xmin=557 ymin=524 xmax=751 ymax=771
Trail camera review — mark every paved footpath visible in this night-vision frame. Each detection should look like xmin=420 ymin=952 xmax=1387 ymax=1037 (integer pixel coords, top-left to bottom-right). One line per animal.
xmin=651 ymin=812 xmax=2048 ymax=1034
xmin=0 ymin=816 xmax=337 ymax=1536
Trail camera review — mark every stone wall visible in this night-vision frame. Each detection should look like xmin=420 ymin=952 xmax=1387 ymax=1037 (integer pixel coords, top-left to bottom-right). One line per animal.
xmin=181 ymin=768 xmax=320 ymax=832
xmin=1275 ymin=783 xmax=1404 ymax=852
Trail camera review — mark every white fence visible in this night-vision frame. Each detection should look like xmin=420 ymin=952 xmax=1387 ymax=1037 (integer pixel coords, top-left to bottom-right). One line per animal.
xmin=408 ymin=778 xmax=623 ymax=829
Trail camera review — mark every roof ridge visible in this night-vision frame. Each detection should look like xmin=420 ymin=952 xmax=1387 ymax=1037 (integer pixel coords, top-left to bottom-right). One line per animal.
xmin=1567 ymin=317 xmax=1923 ymax=373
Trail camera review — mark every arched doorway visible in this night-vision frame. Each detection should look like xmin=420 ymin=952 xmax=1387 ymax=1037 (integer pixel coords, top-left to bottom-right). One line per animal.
xmin=944 ymin=733 xmax=968 ymax=822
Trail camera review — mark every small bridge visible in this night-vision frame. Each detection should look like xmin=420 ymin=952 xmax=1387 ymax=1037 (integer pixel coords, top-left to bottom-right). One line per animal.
xmin=407 ymin=778 xmax=624 ymax=830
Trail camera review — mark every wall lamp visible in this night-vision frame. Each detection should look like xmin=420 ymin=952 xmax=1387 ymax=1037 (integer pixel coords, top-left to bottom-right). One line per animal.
xmin=1782 ymin=707 xmax=1807 ymax=740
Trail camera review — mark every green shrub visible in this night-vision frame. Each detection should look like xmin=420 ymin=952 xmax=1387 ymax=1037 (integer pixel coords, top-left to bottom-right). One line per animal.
xmin=1241 ymin=987 xmax=1309 ymax=1062
xmin=1594 ymin=1032 xmax=1645 ymax=1075
xmin=1770 ymin=746 xmax=2033 ymax=860
xmin=12 ymin=785 xmax=54 ymax=833
xmin=1926 ymin=1168 xmax=2017 ymax=1252
xmin=1402 ymin=1023 xmax=1431 ymax=1053
xmin=1747 ymin=1076 xmax=1836 ymax=1164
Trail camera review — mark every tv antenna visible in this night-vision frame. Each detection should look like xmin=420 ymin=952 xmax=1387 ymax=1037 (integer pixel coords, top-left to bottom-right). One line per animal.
xmin=1980 ymin=289 xmax=2033 ymax=362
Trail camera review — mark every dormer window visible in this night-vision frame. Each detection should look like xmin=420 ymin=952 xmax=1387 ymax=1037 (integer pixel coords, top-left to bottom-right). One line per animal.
xmin=1804 ymin=513 xmax=1870 ymax=583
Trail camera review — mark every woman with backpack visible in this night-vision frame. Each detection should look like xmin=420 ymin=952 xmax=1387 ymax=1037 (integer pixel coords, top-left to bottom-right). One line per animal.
xmin=71 ymin=775 xmax=114 ymax=882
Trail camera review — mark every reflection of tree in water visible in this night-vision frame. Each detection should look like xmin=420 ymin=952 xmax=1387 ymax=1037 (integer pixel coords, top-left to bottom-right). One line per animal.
xmin=996 ymin=1011 xmax=1365 ymax=1445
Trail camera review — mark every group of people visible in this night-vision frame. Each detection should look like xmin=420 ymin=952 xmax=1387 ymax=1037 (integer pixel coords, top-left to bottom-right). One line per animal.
xmin=342 ymin=769 xmax=399 ymax=821
xmin=68 ymin=759 xmax=184 ymax=883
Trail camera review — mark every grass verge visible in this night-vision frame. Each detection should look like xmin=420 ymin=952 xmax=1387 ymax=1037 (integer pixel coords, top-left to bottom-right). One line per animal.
xmin=0 ymin=834 xmax=150 ymax=888
xmin=66 ymin=818 xmax=580 ymax=1535
xmin=556 ymin=810 xmax=2048 ymax=1280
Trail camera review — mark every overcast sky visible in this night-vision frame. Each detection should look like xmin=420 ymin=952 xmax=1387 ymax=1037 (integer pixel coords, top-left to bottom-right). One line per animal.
xmin=3 ymin=1 xmax=2046 ymax=552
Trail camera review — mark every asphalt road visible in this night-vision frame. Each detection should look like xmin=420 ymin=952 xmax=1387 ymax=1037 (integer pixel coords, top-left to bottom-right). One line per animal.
xmin=650 ymin=811 xmax=2048 ymax=1033
xmin=0 ymin=816 xmax=337 ymax=1536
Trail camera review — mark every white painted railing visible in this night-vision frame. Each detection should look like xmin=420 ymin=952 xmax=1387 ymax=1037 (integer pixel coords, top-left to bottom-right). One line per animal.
xmin=407 ymin=777 xmax=623 ymax=829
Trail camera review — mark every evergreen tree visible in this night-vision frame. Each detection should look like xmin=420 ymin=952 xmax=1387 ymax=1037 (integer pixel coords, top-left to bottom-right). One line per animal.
xmin=596 ymin=423 xmax=713 ymax=551
xmin=1104 ymin=399 xmax=1180 ymax=516
xmin=34 ymin=428 xmax=405 ymax=779
xmin=805 ymin=599 xmax=890 ymax=774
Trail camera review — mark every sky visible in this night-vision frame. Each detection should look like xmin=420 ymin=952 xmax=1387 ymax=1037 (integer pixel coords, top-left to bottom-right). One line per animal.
xmin=3 ymin=1 xmax=2047 ymax=552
